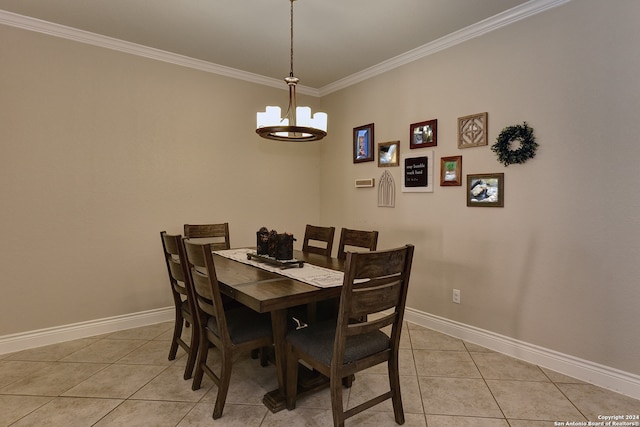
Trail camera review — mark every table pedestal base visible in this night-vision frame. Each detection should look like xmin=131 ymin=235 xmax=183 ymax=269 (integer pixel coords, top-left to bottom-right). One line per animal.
xmin=262 ymin=366 xmax=330 ymax=413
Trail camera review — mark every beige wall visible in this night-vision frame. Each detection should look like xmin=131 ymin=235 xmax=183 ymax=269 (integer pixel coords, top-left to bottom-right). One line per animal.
xmin=319 ymin=0 xmax=639 ymax=375
xmin=0 ymin=24 xmax=322 ymax=334
xmin=1 ymin=0 xmax=638 ymax=378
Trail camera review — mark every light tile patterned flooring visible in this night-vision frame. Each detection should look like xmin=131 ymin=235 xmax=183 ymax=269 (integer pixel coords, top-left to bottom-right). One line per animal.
xmin=1 ymin=321 xmax=638 ymax=426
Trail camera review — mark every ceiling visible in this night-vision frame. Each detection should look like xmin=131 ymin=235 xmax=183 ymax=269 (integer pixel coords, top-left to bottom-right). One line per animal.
xmin=0 ymin=0 xmax=538 ymax=90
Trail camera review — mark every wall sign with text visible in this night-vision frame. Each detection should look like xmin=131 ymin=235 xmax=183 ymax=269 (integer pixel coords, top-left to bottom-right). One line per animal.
xmin=401 ymin=151 xmax=433 ymax=193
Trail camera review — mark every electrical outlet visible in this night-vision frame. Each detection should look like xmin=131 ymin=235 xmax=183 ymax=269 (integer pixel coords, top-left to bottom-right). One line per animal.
xmin=453 ymin=289 xmax=461 ymax=304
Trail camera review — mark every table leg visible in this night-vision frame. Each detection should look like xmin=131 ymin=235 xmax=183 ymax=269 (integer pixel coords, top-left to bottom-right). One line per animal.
xmin=262 ymin=308 xmax=332 ymax=413
xmin=263 ymin=308 xmax=288 ymax=412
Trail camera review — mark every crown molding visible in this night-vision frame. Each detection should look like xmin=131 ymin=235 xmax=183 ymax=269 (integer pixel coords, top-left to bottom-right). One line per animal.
xmin=1 ymin=0 xmax=569 ymax=98
xmin=318 ymin=0 xmax=571 ymax=96
xmin=0 ymin=9 xmax=321 ymax=97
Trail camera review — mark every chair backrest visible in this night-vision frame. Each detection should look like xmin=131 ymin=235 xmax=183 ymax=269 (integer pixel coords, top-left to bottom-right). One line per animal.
xmin=334 ymin=244 xmax=414 ymax=366
xmin=160 ymin=231 xmax=193 ymax=310
xmin=337 ymin=228 xmax=379 ymax=260
xmin=183 ymin=223 xmax=231 ymax=250
xmin=302 ymin=224 xmax=336 ymax=256
xmin=183 ymin=239 xmax=231 ymax=347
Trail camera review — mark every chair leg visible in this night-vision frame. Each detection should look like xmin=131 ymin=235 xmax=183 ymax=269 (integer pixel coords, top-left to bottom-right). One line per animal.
xmin=388 ymin=357 xmax=405 ymax=425
xmin=307 ymin=302 xmax=317 ymax=324
xmin=285 ymin=346 xmax=299 ymax=410
xmin=342 ymin=374 xmax=355 ymax=388
xmin=212 ymin=352 xmax=233 ymax=419
xmin=191 ymin=331 xmax=209 ymax=391
xmin=251 ymin=346 xmax=271 ymax=366
xmin=259 ymin=346 xmax=270 ymax=367
xmin=330 ymin=373 xmax=346 ymax=427
xmin=168 ymin=312 xmax=183 ymax=361
xmin=183 ymin=323 xmax=199 ymax=380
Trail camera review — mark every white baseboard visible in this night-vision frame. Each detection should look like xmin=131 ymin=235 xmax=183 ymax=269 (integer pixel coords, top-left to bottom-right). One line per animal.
xmin=0 ymin=307 xmax=174 ymax=355
xmin=404 ymin=308 xmax=640 ymax=400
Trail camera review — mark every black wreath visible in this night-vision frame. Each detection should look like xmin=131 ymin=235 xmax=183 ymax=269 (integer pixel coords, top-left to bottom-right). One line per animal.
xmin=491 ymin=122 xmax=538 ymax=167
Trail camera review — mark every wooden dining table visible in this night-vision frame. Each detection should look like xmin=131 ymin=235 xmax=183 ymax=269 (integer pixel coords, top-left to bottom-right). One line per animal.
xmin=212 ymin=248 xmax=345 ymax=413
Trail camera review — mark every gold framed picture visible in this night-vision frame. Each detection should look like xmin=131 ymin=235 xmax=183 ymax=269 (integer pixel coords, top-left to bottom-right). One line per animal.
xmin=378 ymin=141 xmax=399 ymax=167
xmin=440 ymin=155 xmax=462 ymax=186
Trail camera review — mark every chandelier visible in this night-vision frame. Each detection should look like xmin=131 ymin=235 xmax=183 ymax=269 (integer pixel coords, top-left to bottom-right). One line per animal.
xmin=256 ymin=0 xmax=327 ymax=142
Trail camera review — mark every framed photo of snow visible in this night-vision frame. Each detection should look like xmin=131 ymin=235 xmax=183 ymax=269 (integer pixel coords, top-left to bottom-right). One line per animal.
xmin=378 ymin=141 xmax=399 ymax=167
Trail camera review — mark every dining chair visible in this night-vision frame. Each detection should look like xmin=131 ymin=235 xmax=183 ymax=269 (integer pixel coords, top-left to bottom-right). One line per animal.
xmin=183 ymin=239 xmax=274 ymax=419
xmin=315 ymin=228 xmax=380 ymax=324
xmin=160 ymin=231 xmax=198 ymax=380
xmin=301 ymin=224 xmax=336 ymax=256
xmin=184 ymin=222 xmax=244 ymax=309
xmin=291 ymin=224 xmax=337 ymax=327
xmin=337 ymin=227 xmax=379 ymax=260
xmin=183 ymin=222 xmax=231 ymax=250
xmin=285 ymin=244 xmax=414 ymax=427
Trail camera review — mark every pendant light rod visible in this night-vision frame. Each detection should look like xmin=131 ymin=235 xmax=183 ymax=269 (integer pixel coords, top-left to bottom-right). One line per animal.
xmin=283 ymin=0 xmax=298 ymax=129
xmin=289 ymin=0 xmax=294 ymax=77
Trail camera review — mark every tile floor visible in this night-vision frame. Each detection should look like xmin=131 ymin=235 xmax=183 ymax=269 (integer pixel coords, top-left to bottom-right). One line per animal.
xmin=1 ymin=321 xmax=638 ymax=426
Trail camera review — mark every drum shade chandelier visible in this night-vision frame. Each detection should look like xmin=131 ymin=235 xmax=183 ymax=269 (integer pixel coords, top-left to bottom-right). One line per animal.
xmin=256 ymin=0 xmax=327 ymax=142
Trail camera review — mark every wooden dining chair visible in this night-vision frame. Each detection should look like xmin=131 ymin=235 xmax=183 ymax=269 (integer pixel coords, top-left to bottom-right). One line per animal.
xmin=314 ymin=228 xmax=380 ymax=325
xmin=289 ymin=224 xmax=336 ymax=327
xmin=160 ymin=231 xmax=198 ymax=380
xmin=183 ymin=239 xmax=273 ymax=419
xmin=302 ymin=224 xmax=336 ymax=256
xmin=292 ymin=224 xmax=337 ymax=326
xmin=337 ymin=227 xmax=379 ymax=260
xmin=183 ymin=222 xmax=231 ymax=250
xmin=184 ymin=222 xmax=244 ymax=309
xmin=285 ymin=244 xmax=415 ymax=427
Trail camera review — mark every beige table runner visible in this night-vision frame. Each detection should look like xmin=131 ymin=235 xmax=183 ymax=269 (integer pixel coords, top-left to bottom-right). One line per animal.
xmin=213 ymin=248 xmax=344 ymax=288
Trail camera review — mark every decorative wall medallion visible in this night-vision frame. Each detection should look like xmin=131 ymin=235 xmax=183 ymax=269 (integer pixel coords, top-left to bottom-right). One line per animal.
xmin=458 ymin=112 xmax=488 ymax=148
xmin=378 ymin=170 xmax=395 ymax=207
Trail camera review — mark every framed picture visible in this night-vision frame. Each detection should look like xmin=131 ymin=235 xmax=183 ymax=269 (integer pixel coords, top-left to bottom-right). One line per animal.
xmin=378 ymin=141 xmax=399 ymax=167
xmin=401 ymin=151 xmax=434 ymax=193
xmin=440 ymin=155 xmax=462 ymax=186
xmin=353 ymin=123 xmax=374 ymax=163
xmin=458 ymin=112 xmax=488 ymax=148
xmin=467 ymin=173 xmax=504 ymax=207
xmin=410 ymin=119 xmax=437 ymax=149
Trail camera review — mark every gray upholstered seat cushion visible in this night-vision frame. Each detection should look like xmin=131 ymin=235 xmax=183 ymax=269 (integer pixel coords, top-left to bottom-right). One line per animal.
xmin=286 ymin=320 xmax=389 ymax=366
xmin=207 ymin=307 xmax=272 ymax=345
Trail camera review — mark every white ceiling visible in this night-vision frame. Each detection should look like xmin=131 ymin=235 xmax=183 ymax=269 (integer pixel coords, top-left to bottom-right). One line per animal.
xmin=1 ymin=0 xmax=553 ymax=91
